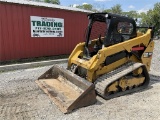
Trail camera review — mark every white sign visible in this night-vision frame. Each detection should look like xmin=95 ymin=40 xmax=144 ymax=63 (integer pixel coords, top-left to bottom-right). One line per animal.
xmin=30 ymin=16 xmax=64 ymax=37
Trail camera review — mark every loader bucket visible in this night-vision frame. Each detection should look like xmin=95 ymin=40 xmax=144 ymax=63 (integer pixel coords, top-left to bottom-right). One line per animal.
xmin=36 ymin=65 xmax=96 ymax=113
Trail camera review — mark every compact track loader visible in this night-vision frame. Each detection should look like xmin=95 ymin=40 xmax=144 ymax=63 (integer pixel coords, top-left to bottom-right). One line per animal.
xmin=36 ymin=13 xmax=154 ymax=113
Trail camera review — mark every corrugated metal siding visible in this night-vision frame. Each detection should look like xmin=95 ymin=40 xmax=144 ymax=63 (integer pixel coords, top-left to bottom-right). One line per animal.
xmin=0 ymin=2 xmax=89 ymax=61
xmin=0 ymin=4 xmax=3 ymax=61
xmin=90 ymin=22 xmax=107 ymax=40
xmin=0 ymin=0 xmax=93 ymax=13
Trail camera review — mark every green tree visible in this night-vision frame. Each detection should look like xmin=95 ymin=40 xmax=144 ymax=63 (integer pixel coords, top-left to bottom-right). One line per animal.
xmin=103 ymin=9 xmax=112 ymax=13
xmin=83 ymin=4 xmax=93 ymax=10
xmin=111 ymin=4 xmax=122 ymax=14
xmin=151 ymin=2 xmax=160 ymax=35
xmin=140 ymin=2 xmax=160 ymax=35
xmin=103 ymin=4 xmax=122 ymax=14
xmin=122 ymin=11 xmax=138 ymax=18
xmin=76 ymin=4 xmax=93 ymax=11
xmin=44 ymin=0 xmax=50 ymax=3
xmin=44 ymin=0 xmax=60 ymax=5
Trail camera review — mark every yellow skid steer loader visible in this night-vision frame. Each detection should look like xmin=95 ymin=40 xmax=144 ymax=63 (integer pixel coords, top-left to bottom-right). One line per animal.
xmin=36 ymin=13 xmax=154 ymax=113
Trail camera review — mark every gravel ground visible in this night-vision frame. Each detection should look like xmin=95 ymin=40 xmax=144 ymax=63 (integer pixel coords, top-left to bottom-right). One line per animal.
xmin=0 ymin=40 xmax=160 ymax=120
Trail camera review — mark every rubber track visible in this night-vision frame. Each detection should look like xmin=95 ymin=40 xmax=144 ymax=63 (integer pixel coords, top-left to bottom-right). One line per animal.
xmin=95 ymin=62 xmax=150 ymax=99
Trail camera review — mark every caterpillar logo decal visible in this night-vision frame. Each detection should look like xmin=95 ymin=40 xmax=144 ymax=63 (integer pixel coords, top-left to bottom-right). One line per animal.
xmin=143 ymin=52 xmax=153 ymax=58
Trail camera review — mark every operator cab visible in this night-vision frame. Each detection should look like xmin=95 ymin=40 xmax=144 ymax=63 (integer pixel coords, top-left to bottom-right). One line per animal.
xmin=84 ymin=13 xmax=137 ymax=57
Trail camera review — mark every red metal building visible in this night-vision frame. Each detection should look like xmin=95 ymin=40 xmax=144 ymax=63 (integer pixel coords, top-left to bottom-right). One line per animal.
xmin=0 ymin=0 xmax=92 ymax=62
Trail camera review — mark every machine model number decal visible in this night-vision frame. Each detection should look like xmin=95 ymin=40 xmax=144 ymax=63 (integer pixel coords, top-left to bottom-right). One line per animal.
xmin=143 ymin=52 xmax=153 ymax=58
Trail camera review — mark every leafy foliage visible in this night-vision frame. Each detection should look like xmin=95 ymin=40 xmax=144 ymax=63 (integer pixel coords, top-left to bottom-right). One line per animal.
xmin=122 ymin=11 xmax=138 ymax=18
xmin=110 ymin=4 xmax=122 ymax=14
xmin=103 ymin=4 xmax=122 ymax=14
xmin=75 ymin=4 xmax=93 ymax=11
xmin=78 ymin=2 xmax=160 ymax=35
xmin=139 ymin=2 xmax=160 ymax=35
xmin=34 ymin=0 xmax=160 ymax=35
xmin=44 ymin=0 xmax=60 ymax=5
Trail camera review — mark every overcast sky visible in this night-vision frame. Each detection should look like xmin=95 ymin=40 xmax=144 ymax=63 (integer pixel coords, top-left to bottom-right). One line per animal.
xmin=60 ymin=0 xmax=159 ymax=13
